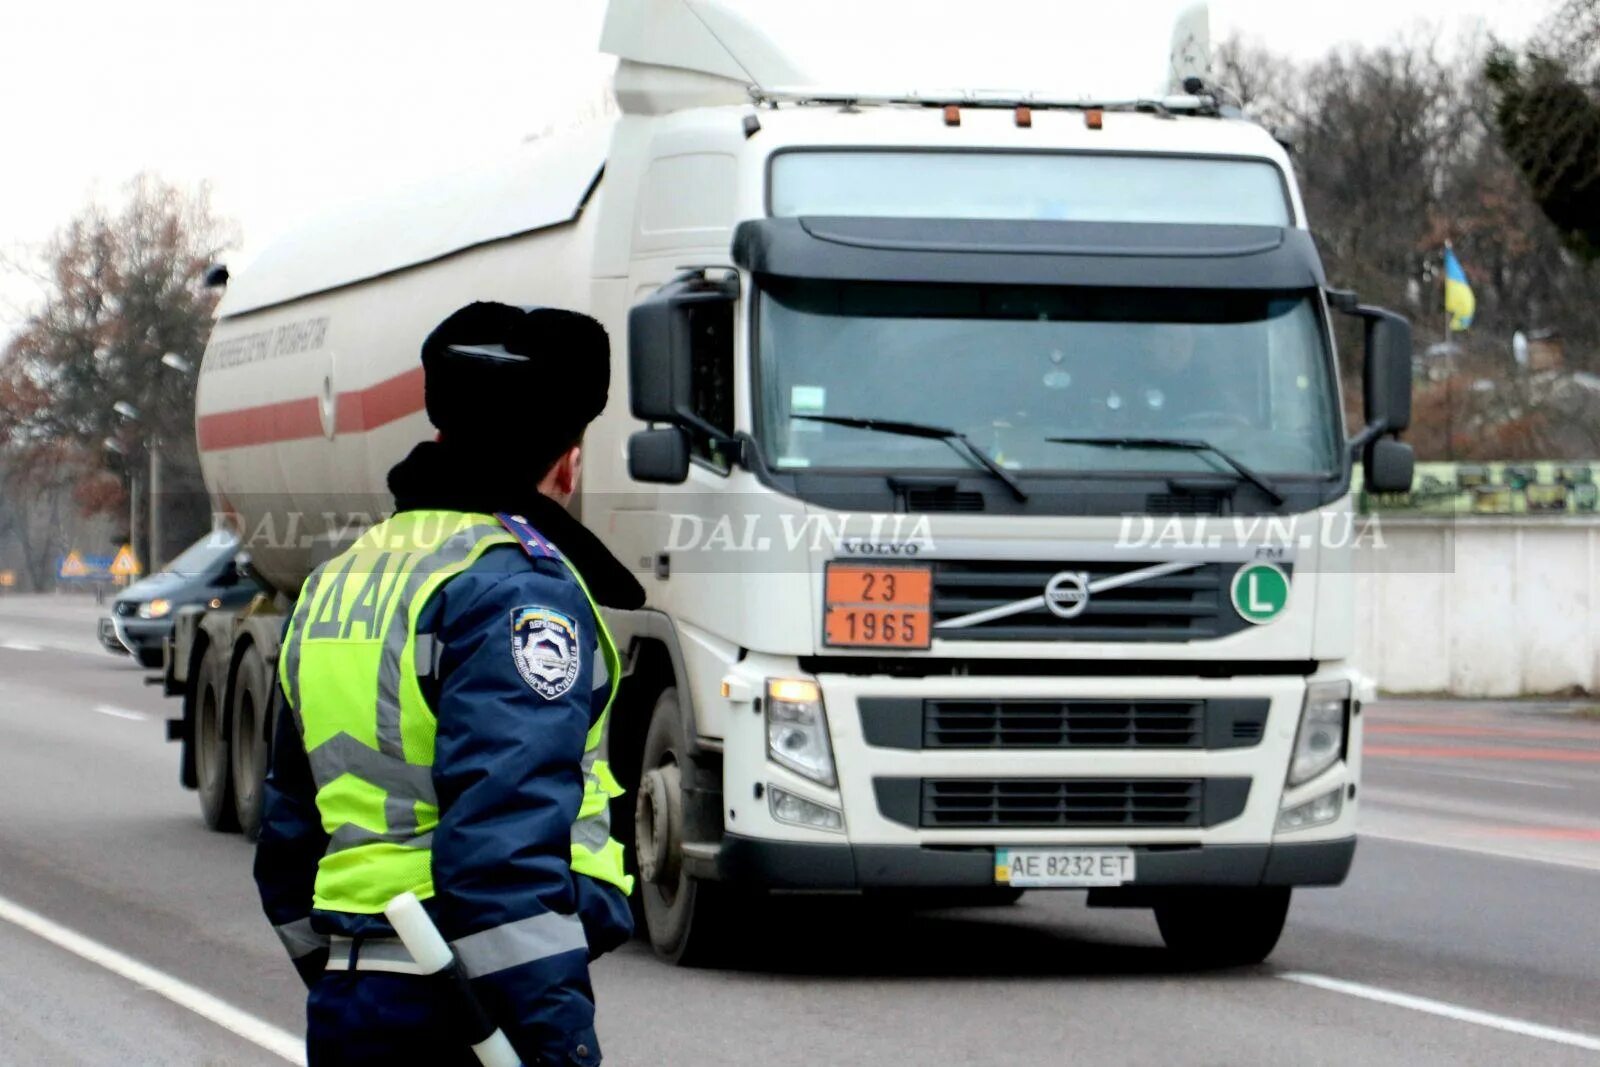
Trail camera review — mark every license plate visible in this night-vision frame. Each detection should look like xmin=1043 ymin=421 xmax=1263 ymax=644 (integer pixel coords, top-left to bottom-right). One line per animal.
xmin=994 ymin=848 xmax=1135 ymax=888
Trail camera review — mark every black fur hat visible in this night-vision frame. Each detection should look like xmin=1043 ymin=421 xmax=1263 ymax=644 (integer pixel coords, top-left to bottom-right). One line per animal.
xmin=419 ymin=302 xmax=609 ymax=463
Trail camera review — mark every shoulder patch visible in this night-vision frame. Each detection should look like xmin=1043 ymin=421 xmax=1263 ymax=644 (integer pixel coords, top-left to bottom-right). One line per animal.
xmin=496 ymin=513 xmax=560 ymax=561
xmin=510 ymin=605 xmax=582 ymax=699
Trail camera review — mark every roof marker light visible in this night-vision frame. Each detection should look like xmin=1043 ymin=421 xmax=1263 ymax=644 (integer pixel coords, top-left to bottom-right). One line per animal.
xmin=1015 ymin=105 xmax=1033 ymax=128
xmin=943 ymin=104 xmax=961 ymax=127
xmin=1085 ymin=108 xmax=1104 ymax=130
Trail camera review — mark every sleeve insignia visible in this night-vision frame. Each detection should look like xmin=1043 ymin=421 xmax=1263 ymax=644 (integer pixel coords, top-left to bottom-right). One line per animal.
xmin=509 ymin=605 xmax=581 ymax=699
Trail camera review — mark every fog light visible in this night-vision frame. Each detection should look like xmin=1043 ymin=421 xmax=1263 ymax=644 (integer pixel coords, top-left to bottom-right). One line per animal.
xmin=768 ymin=786 xmax=844 ymax=832
xmin=1277 ymin=787 xmax=1343 ymax=832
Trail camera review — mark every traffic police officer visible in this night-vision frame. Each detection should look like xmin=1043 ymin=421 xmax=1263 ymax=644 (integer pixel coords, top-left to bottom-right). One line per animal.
xmin=254 ymin=302 xmax=644 ymax=1066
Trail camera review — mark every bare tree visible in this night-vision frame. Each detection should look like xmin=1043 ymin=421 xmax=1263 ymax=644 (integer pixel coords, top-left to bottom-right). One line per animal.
xmin=0 ymin=175 xmax=235 ymax=572
xmin=1212 ymin=36 xmax=1298 ymax=130
xmin=1485 ymin=0 xmax=1600 ymax=258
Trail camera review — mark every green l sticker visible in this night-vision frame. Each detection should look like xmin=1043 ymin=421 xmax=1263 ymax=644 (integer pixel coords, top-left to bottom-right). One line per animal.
xmin=1231 ymin=562 xmax=1289 ymax=623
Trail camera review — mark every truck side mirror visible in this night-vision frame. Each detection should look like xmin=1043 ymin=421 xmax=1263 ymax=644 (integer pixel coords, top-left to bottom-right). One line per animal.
xmin=628 ymin=270 xmax=738 ymax=439
xmin=1364 ymin=436 xmax=1414 ymax=494
xmin=1360 ymin=307 xmax=1412 ymax=434
xmin=628 ymin=426 xmax=691 ymax=484
xmin=1336 ymin=299 xmax=1415 ymax=494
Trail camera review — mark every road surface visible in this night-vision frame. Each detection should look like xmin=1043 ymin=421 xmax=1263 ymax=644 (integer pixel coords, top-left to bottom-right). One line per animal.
xmin=0 ymin=594 xmax=1595 ymax=1065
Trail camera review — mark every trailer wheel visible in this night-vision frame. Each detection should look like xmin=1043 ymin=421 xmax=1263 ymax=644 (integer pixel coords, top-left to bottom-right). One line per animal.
xmin=229 ymin=642 xmax=273 ymax=841
xmin=634 ymin=687 xmax=742 ymax=966
xmin=1154 ymin=887 xmax=1291 ymax=968
xmin=195 ymin=643 xmax=239 ymax=833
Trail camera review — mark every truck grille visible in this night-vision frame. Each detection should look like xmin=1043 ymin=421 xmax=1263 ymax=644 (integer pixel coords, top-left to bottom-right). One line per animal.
xmin=927 ymin=778 xmax=1203 ymax=828
xmin=873 ymin=776 xmax=1252 ymax=830
xmin=858 ymin=698 xmax=1270 ymax=751
xmin=925 ymin=699 xmax=1202 ymax=748
xmin=931 ymin=559 xmax=1267 ymax=642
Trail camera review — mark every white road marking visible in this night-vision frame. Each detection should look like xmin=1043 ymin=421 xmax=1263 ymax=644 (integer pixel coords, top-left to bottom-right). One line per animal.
xmin=1360 ymin=829 xmax=1600 ymax=873
xmin=0 ymin=892 xmax=305 ymax=1064
xmin=1279 ymin=972 xmax=1600 ymax=1052
xmin=92 ymin=704 xmax=151 ymax=722
xmin=1397 ymin=765 xmax=1572 ymax=790
xmin=1 ymin=640 xmax=42 ymax=652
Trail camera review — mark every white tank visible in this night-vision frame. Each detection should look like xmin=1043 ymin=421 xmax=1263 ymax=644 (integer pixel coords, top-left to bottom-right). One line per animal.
xmin=195 ymin=127 xmax=609 ymax=594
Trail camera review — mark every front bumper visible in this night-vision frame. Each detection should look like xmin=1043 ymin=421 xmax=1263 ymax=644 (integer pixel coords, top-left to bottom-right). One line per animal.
xmin=100 ymin=614 xmax=173 ymax=655
xmin=719 ymin=833 xmax=1356 ymax=890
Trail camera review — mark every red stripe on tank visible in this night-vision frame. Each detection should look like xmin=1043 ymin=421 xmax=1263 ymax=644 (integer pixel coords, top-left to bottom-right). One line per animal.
xmin=197 ymin=367 xmax=426 ymax=452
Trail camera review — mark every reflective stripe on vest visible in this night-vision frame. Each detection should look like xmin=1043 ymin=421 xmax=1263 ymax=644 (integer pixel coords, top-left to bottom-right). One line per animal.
xmin=558 ymin=554 xmax=633 ymax=897
xmin=279 ymin=510 xmax=633 ymax=916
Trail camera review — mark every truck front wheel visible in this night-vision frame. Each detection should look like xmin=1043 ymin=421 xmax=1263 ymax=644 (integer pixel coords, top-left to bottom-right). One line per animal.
xmin=1154 ymin=887 xmax=1291 ymax=968
xmin=195 ymin=643 xmax=239 ymax=833
xmin=634 ymin=687 xmax=740 ymax=966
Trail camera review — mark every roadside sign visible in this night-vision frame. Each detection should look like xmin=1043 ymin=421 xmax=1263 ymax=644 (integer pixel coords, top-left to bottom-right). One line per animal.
xmin=58 ymin=551 xmax=91 ymax=579
xmin=109 ymin=544 xmax=142 ymax=579
xmin=1231 ymin=562 xmax=1289 ymax=624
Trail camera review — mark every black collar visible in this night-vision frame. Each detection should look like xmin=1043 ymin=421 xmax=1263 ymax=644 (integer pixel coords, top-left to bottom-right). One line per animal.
xmin=388 ymin=441 xmax=645 ymax=610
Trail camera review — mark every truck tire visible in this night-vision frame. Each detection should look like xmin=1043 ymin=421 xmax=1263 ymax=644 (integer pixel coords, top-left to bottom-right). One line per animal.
xmin=634 ymin=687 xmax=742 ymax=966
xmin=1154 ymin=887 xmax=1291 ymax=968
xmin=229 ymin=642 xmax=274 ymax=841
xmin=195 ymin=642 xmax=240 ymax=833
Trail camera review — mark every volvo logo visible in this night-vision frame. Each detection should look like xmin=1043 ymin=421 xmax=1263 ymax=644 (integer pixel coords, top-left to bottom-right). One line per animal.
xmin=1044 ymin=571 xmax=1091 ymax=619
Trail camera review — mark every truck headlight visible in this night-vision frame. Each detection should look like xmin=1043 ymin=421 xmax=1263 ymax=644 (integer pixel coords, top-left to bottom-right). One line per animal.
xmin=766 ymin=679 xmax=836 ymax=787
xmin=1288 ymin=680 xmax=1350 ymax=786
xmin=139 ymin=598 xmax=172 ymax=620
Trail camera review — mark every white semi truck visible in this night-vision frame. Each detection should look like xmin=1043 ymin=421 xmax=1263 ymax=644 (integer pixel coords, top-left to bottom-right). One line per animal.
xmin=165 ymin=0 xmax=1414 ymax=966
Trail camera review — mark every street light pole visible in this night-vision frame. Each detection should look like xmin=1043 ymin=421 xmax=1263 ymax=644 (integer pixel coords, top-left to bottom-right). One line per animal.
xmin=149 ymin=441 xmax=162 ymax=572
xmin=129 ymin=458 xmax=141 ymax=579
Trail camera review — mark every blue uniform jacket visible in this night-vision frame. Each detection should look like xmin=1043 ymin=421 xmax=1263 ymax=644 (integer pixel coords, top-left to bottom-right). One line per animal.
xmin=254 ymin=536 xmax=634 ymax=1066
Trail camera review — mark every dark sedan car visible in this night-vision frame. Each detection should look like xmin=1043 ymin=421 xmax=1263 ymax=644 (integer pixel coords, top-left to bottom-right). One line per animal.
xmin=99 ymin=531 xmax=259 ymax=668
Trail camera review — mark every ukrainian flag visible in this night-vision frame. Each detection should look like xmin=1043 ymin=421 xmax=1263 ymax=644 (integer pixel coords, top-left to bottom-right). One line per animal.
xmin=1444 ymin=246 xmax=1476 ymax=332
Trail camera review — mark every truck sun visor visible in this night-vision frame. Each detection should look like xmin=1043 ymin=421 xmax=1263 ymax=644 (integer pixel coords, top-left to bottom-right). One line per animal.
xmin=732 ymin=218 xmax=1328 ymax=291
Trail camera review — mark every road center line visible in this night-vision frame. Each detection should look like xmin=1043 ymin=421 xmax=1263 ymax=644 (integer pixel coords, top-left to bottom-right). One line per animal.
xmin=93 ymin=704 xmax=151 ymax=722
xmin=0 ymin=892 xmax=305 ymax=1065
xmin=1279 ymin=972 xmax=1600 ymax=1052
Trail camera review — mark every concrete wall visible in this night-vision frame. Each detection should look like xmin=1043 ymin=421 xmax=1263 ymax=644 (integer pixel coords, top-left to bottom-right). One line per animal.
xmin=1353 ymin=517 xmax=1600 ymax=696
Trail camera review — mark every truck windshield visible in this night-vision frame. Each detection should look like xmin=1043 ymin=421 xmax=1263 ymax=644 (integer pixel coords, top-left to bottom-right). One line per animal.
xmin=755 ymin=280 xmax=1342 ymax=478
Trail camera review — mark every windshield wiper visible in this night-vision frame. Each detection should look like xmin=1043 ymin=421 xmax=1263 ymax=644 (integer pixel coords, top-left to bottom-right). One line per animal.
xmin=1046 ymin=436 xmax=1285 ymax=506
xmin=793 ymin=414 xmax=1028 ymax=501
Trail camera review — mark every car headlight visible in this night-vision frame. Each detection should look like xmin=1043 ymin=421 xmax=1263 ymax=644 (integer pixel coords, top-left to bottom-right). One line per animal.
xmin=765 ymin=678 xmax=836 ymax=787
xmin=1288 ymin=680 xmax=1350 ymax=786
xmin=138 ymin=598 xmax=172 ymax=620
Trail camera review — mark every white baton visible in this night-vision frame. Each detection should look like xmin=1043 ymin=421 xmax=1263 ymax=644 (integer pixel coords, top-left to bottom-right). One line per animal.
xmin=385 ymin=892 xmax=521 ymax=1067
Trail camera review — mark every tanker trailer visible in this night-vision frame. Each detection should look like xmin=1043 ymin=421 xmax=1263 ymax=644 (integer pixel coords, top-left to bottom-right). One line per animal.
xmin=164 ymin=128 xmax=609 ymax=835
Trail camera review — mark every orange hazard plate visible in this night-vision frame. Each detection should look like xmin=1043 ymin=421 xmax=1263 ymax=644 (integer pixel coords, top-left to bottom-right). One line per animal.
xmin=823 ymin=563 xmax=933 ymax=649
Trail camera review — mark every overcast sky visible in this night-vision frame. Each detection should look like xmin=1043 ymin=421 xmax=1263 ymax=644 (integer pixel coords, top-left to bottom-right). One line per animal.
xmin=0 ymin=0 xmax=1555 ymax=344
